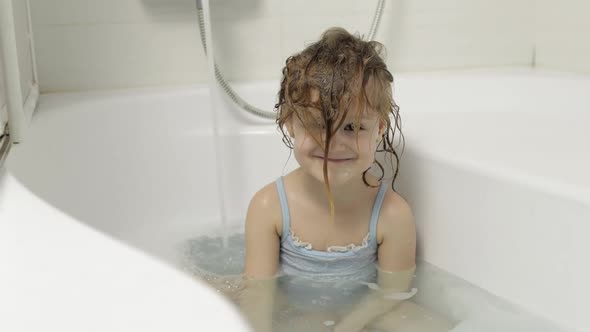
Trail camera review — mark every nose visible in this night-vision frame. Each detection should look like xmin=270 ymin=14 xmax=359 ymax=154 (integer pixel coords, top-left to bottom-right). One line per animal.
xmin=326 ymin=130 xmax=347 ymax=151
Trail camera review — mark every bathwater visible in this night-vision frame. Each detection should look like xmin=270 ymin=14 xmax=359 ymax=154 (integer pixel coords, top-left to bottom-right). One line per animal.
xmin=179 ymin=230 xmax=571 ymax=332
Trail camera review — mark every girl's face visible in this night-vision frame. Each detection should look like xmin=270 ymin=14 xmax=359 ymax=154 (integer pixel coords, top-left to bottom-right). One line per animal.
xmin=287 ymin=108 xmax=384 ymax=187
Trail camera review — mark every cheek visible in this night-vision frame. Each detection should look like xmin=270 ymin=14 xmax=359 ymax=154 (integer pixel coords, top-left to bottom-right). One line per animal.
xmin=292 ymin=134 xmax=317 ymax=157
xmin=353 ymin=135 xmax=377 ymax=154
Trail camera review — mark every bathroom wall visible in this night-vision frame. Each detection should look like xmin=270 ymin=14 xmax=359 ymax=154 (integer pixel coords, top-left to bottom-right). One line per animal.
xmin=535 ymin=0 xmax=590 ymax=73
xmin=29 ymin=0 xmax=534 ymax=93
xmin=29 ymin=0 xmax=205 ymax=93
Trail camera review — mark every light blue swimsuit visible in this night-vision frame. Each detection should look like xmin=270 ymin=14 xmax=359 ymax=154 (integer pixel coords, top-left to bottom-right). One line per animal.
xmin=275 ymin=177 xmax=389 ymax=311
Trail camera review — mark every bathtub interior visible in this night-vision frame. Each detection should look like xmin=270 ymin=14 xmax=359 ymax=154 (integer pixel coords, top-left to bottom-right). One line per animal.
xmin=5 ymin=68 xmax=587 ymax=331
xmin=5 ymin=84 xmax=301 ymax=264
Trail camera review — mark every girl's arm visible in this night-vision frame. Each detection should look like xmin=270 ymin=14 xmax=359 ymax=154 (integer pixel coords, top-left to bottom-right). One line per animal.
xmin=334 ymin=193 xmax=417 ymax=332
xmin=240 ymin=185 xmax=282 ymax=332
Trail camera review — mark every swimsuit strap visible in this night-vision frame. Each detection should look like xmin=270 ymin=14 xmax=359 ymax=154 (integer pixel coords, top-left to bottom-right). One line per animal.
xmin=369 ymin=181 xmax=389 ymax=240
xmin=275 ymin=176 xmax=291 ymax=239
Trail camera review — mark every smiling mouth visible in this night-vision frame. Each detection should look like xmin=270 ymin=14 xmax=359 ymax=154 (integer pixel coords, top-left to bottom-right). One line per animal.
xmin=314 ymin=156 xmax=353 ymax=163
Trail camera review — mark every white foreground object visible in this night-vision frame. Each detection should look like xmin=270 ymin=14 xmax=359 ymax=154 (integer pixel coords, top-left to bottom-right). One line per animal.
xmin=0 ymin=169 xmax=249 ymax=332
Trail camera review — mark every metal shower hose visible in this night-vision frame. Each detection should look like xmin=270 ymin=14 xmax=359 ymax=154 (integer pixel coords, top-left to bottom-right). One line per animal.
xmin=195 ymin=0 xmax=387 ymax=120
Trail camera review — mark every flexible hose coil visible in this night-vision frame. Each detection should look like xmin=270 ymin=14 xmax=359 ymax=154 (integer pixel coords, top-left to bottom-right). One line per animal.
xmin=196 ymin=0 xmax=386 ymax=120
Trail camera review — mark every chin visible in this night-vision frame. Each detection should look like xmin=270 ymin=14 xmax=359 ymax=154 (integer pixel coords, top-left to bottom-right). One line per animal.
xmin=308 ymin=165 xmax=362 ymax=187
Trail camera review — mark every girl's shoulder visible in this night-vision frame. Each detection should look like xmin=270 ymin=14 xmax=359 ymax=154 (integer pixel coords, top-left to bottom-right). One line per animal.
xmin=245 ymin=180 xmax=284 ymax=236
xmin=380 ymin=187 xmax=412 ymax=215
xmin=376 ymin=187 xmax=415 ymax=244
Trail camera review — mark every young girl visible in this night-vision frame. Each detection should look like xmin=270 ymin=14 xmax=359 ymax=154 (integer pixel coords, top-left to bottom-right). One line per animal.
xmin=239 ymin=28 xmax=452 ymax=332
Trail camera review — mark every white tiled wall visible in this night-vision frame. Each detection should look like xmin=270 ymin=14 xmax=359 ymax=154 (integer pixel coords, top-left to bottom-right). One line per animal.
xmin=31 ymin=0 xmax=537 ymax=93
xmin=535 ymin=0 xmax=590 ymax=73
xmin=383 ymin=0 xmax=534 ymax=70
xmin=30 ymin=0 xmax=206 ymax=93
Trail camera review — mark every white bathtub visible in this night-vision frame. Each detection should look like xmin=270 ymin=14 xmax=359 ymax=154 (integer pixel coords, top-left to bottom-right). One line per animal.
xmin=395 ymin=69 xmax=590 ymax=332
xmin=1 ymin=68 xmax=588 ymax=331
xmin=0 ymin=87 xmax=249 ymax=331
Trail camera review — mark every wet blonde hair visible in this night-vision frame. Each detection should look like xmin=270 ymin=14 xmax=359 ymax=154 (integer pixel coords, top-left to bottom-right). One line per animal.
xmin=275 ymin=27 xmax=404 ymax=215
